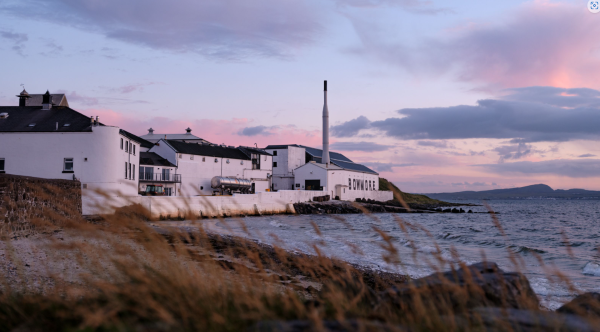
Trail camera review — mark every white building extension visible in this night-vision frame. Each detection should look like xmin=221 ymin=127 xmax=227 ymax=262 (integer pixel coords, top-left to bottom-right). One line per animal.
xmin=149 ymin=140 xmax=273 ymax=196
xmin=294 ymin=162 xmax=389 ymax=201
xmin=265 ymin=145 xmax=306 ymax=190
xmin=0 ymin=91 xmax=144 ymax=198
xmin=139 ymin=152 xmax=180 ymax=196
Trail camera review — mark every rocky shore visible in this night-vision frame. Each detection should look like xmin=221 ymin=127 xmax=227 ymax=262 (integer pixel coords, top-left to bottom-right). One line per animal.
xmin=168 ymin=230 xmax=600 ymax=331
xmin=292 ymin=199 xmax=490 ymax=215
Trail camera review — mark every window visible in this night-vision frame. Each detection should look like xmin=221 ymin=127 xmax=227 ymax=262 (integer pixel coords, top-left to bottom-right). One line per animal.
xmin=202 ymin=157 xmax=205 ymax=162
xmin=252 ymin=153 xmax=260 ymax=170
xmin=129 ymin=142 xmax=132 ymax=154
xmin=162 ymin=169 xmax=170 ymax=181
xmin=28 ymin=123 xmax=35 ymax=127
xmin=179 ymin=154 xmax=182 ymax=159
xmin=214 ymin=158 xmax=218 ymax=163
xmin=273 ymin=162 xmax=278 ymax=167
xmin=273 ymin=151 xmax=277 ymax=156
xmin=129 ymin=163 xmax=132 ymax=180
xmin=132 ymin=165 xmax=135 ymax=180
xmin=120 ymin=138 xmax=123 ymax=150
xmin=0 ymin=158 xmax=4 ymax=173
xmin=125 ymin=141 xmax=128 ymax=152
xmin=226 ymin=159 xmax=230 ymax=164
xmin=241 ymin=160 xmax=244 ymax=165
xmin=63 ymin=158 xmax=74 ymax=172
xmin=133 ymin=145 xmax=136 ymax=155
xmin=125 ymin=162 xmax=128 ymax=179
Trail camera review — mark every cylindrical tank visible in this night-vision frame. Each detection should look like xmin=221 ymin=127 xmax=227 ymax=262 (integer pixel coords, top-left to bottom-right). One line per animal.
xmin=211 ymin=176 xmax=252 ymax=191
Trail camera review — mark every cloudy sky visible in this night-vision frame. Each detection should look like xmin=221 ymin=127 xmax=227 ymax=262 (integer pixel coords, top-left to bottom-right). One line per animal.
xmin=1 ymin=0 xmax=599 ymax=193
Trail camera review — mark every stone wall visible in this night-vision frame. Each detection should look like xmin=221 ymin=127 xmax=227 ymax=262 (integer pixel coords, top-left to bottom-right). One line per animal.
xmin=0 ymin=174 xmax=82 ymax=237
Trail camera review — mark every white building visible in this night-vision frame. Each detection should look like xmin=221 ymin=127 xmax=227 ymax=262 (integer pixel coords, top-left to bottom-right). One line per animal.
xmin=0 ymin=91 xmax=144 ymax=197
xmin=140 ymin=127 xmax=210 ymax=145
xmin=139 ymin=152 xmax=180 ymax=196
xmin=149 ymin=140 xmax=273 ymax=196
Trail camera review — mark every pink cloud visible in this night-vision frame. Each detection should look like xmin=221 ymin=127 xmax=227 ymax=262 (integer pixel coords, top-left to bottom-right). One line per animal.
xmin=81 ymin=108 xmax=321 ymax=148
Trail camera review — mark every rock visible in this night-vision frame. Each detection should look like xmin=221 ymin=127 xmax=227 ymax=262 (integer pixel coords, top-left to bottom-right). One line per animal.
xmin=468 ymin=210 xmax=473 ymax=213
xmin=452 ymin=208 xmax=460 ymax=213
xmin=376 ymin=262 xmax=539 ymax=316
xmin=557 ymin=292 xmax=600 ymax=318
xmin=469 ymin=307 xmax=598 ymax=332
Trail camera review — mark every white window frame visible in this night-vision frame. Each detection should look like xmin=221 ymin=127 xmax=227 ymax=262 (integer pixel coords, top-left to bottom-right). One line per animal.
xmin=63 ymin=158 xmax=74 ymax=172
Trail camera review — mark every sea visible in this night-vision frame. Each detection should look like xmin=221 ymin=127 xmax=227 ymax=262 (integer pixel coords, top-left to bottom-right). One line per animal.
xmin=169 ymin=200 xmax=600 ymax=310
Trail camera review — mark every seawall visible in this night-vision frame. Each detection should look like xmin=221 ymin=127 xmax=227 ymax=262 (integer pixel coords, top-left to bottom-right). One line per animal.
xmin=83 ymin=190 xmax=394 ymax=219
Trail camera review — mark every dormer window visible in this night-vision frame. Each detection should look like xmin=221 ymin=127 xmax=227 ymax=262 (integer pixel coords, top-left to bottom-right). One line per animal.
xmin=0 ymin=112 xmax=8 ymax=119
xmin=28 ymin=123 xmax=35 ymax=127
xmin=63 ymin=123 xmax=70 ymax=127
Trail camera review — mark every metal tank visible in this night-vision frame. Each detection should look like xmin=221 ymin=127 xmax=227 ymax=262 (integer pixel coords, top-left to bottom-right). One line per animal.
xmin=211 ymin=176 xmax=252 ymax=194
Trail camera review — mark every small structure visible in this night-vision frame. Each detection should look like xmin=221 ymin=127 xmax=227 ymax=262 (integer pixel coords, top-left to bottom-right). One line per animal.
xmin=17 ymin=88 xmax=69 ymax=107
xmin=140 ymin=127 xmax=210 ymax=144
xmin=139 ymin=152 xmax=180 ymax=196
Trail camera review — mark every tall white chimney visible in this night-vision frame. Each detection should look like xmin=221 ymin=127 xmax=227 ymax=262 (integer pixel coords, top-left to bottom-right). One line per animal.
xmin=322 ymin=80 xmax=330 ymax=166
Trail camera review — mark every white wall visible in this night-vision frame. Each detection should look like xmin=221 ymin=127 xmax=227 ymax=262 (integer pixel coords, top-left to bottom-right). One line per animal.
xmin=82 ymin=189 xmax=327 ymax=217
xmin=268 ymin=146 xmax=305 ymax=191
xmin=293 ymin=163 xmax=328 ymax=191
xmin=0 ymin=126 xmax=140 ymax=197
xmin=151 ymin=146 xmax=273 ymax=196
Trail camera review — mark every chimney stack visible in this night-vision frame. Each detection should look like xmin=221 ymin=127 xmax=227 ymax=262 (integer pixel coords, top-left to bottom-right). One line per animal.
xmin=322 ymin=80 xmax=330 ymax=167
xmin=42 ymin=91 xmax=53 ymax=110
xmin=95 ymin=116 xmax=99 ymax=126
xmin=16 ymin=88 xmax=30 ymax=107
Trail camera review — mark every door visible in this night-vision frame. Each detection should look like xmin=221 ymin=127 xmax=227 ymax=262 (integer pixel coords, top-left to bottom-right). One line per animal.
xmin=162 ymin=168 xmax=170 ymax=181
xmin=305 ymin=180 xmax=321 ymax=191
xmin=144 ymin=167 xmax=154 ymax=180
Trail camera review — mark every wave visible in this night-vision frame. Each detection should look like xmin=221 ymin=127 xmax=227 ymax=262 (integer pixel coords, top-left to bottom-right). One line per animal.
xmin=509 ymin=245 xmax=547 ymax=254
xmin=582 ymin=262 xmax=600 ymax=276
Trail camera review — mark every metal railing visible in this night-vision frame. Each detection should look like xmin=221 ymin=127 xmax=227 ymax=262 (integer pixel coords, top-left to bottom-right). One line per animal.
xmin=139 ymin=172 xmax=181 ymax=183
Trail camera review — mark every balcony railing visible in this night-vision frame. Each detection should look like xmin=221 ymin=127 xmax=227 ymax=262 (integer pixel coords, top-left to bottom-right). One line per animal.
xmin=139 ymin=172 xmax=182 ymax=183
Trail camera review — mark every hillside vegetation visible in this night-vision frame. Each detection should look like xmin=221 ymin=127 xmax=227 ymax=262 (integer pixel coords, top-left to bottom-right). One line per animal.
xmin=379 ymin=177 xmax=455 ymax=207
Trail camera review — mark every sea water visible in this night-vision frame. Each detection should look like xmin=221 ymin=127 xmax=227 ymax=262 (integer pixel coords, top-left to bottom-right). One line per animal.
xmin=181 ymin=200 xmax=600 ymax=310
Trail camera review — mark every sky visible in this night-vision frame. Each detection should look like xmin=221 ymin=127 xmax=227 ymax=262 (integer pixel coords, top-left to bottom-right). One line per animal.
xmin=1 ymin=0 xmax=599 ymax=193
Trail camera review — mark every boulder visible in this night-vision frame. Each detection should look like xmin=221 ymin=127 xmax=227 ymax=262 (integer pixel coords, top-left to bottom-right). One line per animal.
xmin=557 ymin=292 xmax=600 ymax=318
xmin=376 ymin=262 xmax=539 ymax=316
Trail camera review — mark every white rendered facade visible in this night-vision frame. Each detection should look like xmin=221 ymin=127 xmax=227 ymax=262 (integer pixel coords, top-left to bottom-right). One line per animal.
xmin=266 ymin=145 xmax=306 ymax=191
xmin=150 ymin=140 xmax=273 ymax=196
xmin=0 ymin=126 xmax=141 ymax=197
xmin=294 ymin=162 xmax=382 ymax=201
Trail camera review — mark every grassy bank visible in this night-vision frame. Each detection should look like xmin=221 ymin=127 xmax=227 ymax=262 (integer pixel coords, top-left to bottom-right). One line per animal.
xmin=379 ymin=177 xmax=459 ymax=208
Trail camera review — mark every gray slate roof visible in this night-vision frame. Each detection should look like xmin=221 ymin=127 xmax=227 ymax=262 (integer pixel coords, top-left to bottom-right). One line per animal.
xmin=140 ymin=152 xmax=176 ymax=167
xmin=164 ymin=140 xmax=251 ymax=160
xmin=25 ymin=94 xmax=69 ymax=107
xmin=266 ymin=144 xmax=376 ymax=174
xmin=0 ymin=106 xmax=94 ymax=132
xmin=120 ymin=129 xmax=154 ymax=148
xmin=141 ymin=133 xmax=210 ymax=143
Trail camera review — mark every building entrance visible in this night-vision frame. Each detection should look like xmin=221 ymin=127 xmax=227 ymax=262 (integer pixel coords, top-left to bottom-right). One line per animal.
xmin=305 ymin=180 xmax=321 ymax=191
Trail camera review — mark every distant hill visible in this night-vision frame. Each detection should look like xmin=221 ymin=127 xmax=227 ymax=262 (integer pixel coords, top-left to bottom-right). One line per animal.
xmin=427 ymin=184 xmax=600 ymax=200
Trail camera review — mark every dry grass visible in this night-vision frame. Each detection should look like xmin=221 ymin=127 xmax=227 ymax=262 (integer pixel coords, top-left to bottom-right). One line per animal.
xmin=0 ymin=180 xmax=597 ymax=331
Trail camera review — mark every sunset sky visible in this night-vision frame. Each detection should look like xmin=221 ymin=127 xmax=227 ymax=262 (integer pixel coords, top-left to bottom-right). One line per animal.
xmin=1 ymin=0 xmax=599 ymax=193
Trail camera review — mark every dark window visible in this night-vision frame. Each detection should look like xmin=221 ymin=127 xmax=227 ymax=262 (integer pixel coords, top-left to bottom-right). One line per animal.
xmin=129 ymin=142 xmax=132 ymax=154
xmin=63 ymin=158 xmax=74 ymax=172
xmin=252 ymin=153 xmax=260 ymax=170
xmin=133 ymin=145 xmax=136 ymax=155
xmin=0 ymin=158 xmax=4 ymax=172
xmin=273 ymin=151 xmax=277 ymax=156
xmin=162 ymin=169 xmax=170 ymax=181
xmin=125 ymin=162 xmax=128 ymax=179
xmin=273 ymin=162 xmax=278 ymax=168
xmin=120 ymin=138 xmax=123 ymax=150
xmin=348 ymin=178 xmax=351 ymax=190
xmin=125 ymin=141 xmax=128 ymax=152
xmin=133 ymin=164 xmax=135 ymax=180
